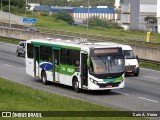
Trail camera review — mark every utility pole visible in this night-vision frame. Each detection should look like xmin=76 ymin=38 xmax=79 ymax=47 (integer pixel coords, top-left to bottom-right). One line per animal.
xmin=87 ymin=0 xmax=90 ymax=39
xmin=157 ymin=0 xmax=160 ymax=33
xmin=25 ymin=0 xmax=27 ymax=18
xmin=9 ymin=0 xmax=11 ymax=28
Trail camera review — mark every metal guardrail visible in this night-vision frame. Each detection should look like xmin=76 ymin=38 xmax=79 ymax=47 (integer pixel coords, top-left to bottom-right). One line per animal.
xmin=0 ymin=22 xmax=28 ymax=30
xmin=138 ymin=58 xmax=160 ymax=66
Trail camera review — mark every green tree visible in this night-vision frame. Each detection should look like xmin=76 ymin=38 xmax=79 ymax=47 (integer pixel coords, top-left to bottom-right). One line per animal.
xmin=28 ymin=0 xmax=116 ymax=7
xmin=144 ymin=16 xmax=157 ymax=29
xmin=2 ymin=0 xmax=25 ymax=8
xmin=84 ymin=16 xmax=123 ymax=29
xmin=53 ymin=11 xmax=74 ymax=25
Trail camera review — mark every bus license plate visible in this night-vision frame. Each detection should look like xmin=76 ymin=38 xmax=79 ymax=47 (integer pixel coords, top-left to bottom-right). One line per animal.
xmin=106 ymin=85 xmax=112 ymax=88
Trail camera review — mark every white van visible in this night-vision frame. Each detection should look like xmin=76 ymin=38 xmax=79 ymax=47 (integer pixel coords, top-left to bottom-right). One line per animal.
xmin=119 ymin=44 xmax=139 ymax=76
xmin=94 ymin=42 xmax=140 ymax=76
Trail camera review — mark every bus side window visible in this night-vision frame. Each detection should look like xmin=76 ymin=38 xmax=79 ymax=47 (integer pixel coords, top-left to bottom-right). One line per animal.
xmin=55 ymin=58 xmax=58 ymax=64
xmin=55 ymin=50 xmax=59 ymax=65
xmin=75 ymin=60 xmax=80 ymax=67
xmin=48 ymin=55 xmax=52 ymax=62
xmin=60 ymin=49 xmax=67 ymax=64
xmin=27 ymin=43 xmax=33 ymax=58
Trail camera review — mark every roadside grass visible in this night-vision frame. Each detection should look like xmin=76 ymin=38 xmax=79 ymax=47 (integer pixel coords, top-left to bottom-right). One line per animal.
xmin=140 ymin=62 xmax=160 ymax=71
xmin=0 ymin=37 xmax=19 ymax=45
xmin=0 ymin=77 xmax=147 ymax=120
xmin=31 ymin=15 xmax=160 ymax=43
xmin=17 ymin=13 xmax=160 ymax=43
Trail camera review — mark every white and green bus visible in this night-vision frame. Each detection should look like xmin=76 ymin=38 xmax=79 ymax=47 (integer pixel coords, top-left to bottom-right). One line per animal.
xmin=26 ymin=38 xmax=125 ymax=92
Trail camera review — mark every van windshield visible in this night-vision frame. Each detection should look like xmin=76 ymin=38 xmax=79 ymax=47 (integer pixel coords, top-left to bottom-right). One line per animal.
xmin=123 ymin=50 xmax=135 ymax=59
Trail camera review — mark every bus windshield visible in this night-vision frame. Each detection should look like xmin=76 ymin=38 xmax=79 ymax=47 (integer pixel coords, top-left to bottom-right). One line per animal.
xmin=90 ymin=55 xmax=124 ymax=74
xmin=123 ymin=50 xmax=135 ymax=59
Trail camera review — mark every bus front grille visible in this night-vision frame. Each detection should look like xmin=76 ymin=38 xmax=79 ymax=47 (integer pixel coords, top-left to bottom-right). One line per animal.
xmin=98 ymin=82 xmax=120 ymax=88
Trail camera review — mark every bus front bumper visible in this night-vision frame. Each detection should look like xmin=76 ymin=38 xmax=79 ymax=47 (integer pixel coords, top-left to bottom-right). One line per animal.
xmin=87 ymin=79 xmax=125 ymax=90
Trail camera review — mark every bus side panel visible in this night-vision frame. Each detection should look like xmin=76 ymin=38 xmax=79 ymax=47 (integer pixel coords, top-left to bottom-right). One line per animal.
xmin=45 ymin=70 xmax=53 ymax=82
xmin=59 ymin=74 xmax=72 ymax=86
xmin=26 ymin=58 xmax=34 ymax=77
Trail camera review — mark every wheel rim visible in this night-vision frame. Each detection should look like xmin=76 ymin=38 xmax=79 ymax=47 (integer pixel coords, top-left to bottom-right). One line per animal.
xmin=75 ymin=81 xmax=78 ymax=88
xmin=16 ymin=51 xmax=19 ymax=56
xmin=42 ymin=75 xmax=46 ymax=83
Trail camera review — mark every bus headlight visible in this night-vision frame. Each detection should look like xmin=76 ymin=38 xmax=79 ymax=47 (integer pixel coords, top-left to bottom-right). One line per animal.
xmin=90 ymin=78 xmax=98 ymax=85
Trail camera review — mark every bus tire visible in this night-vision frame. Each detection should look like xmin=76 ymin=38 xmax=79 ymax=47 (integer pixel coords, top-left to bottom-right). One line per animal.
xmin=73 ymin=78 xmax=80 ymax=93
xmin=41 ymin=71 xmax=48 ymax=85
xmin=16 ymin=50 xmax=20 ymax=57
xmin=105 ymin=89 xmax=111 ymax=93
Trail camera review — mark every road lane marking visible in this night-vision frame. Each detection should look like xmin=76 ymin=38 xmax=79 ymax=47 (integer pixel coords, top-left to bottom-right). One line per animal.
xmin=4 ymin=64 xmax=14 ymax=67
xmin=114 ymin=90 xmax=130 ymax=95
xmin=18 ymin=67 xmax=25 ymax=70
xmin=141 ymin=75 xmax=159 ymax=80
xmin=137 ymin=97 xmax=159 ymax=103
xmin=3 ymin=64 xmax=25 ymax=70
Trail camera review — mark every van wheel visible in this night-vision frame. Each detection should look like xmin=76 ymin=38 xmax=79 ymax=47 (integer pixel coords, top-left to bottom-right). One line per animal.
xmin=24 ymin=51 xmax=26 ymax=57
xmin=134 ymin=73 xmax=139 ymax=76
xmin=41 ymin=71 xmax=48 ymax=85
xmin=73 ymin=78 xmax=80 ymax=93
xmin=16 ymin=50 xmax=20 ymax=57
xmin=134 ymin=68 xmax=139 ymax=76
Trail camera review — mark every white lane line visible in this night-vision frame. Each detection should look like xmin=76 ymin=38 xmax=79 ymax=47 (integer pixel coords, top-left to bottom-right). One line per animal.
xmin=4 ymin=64 xmax=25 ymax=70
xmin=4 ymin=64 xmax=14 ymax=67
xmin=18 ymin=67 xmax=25 ymax=70
xmin=114 ymin=90 xmax=130 ymax=96
xmin=141 ymin=75 xmax=159 ymax=80
xmin=137 ymin=97 xmax=159 ymax=103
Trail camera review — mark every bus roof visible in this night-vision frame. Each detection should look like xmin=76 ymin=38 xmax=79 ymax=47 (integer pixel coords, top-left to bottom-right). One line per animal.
xmin=26 ymin=38 xmax=122 ymax=50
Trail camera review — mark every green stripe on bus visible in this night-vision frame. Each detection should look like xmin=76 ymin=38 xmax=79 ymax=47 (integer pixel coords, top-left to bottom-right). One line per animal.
xmin=103 ymin=77 xmax=123 ymax=83
xmin=31 ymin=41 xmax=81 ymax=50
xmin=32 ymin=41 xmax=61 ymax=48
xmin=61 ymin=45 xmax=81 ymax=50
xmin=58 ymin=64 xmax=76 ymax=76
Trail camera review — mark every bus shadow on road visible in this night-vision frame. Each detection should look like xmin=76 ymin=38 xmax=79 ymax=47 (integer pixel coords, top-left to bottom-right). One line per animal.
xmin=81 ymin=90 xmax=122 ymax=96
xmin=33 ymin=79 xmax=123 ymax=96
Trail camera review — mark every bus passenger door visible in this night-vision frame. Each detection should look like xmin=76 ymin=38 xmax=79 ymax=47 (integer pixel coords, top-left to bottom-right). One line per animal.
xmin=52 ymin=49 xmax=60 ymax=82
xmin=34 ymin=46 xmax=40 ymax=77
xmin=81 ymin=53 xmax=88 ymax=87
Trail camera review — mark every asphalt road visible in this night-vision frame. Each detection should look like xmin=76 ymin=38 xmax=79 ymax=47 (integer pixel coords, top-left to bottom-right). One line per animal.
xmin=0 ymin=42 xmax=160 ymax=112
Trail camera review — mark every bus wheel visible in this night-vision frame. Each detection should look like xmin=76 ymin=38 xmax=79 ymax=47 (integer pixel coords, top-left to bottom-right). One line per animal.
xmin=16 ymin=50 xmax=20 ymax=57
xmin=105 ymin=89 xmax=111 ymax=93
xmin=73 ymin=78 xmax=80 ymax=93
xmin=41 ymin=71 xmax=48 ymax=85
